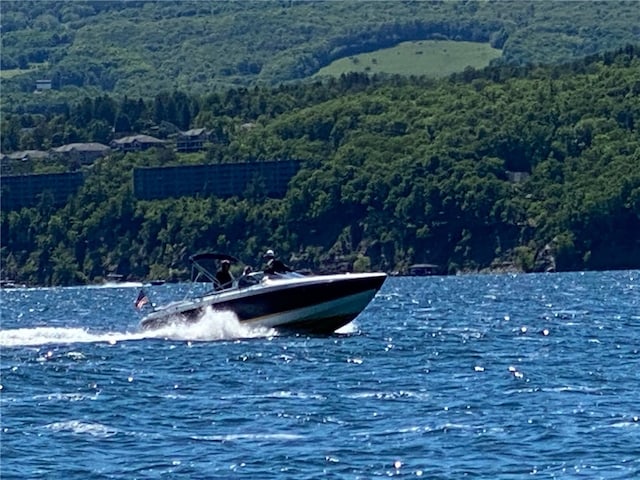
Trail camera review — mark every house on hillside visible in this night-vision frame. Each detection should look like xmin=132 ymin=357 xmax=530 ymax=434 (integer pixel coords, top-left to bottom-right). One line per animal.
xmin=51 ymin=143 xmax=110 ymax=166
xmin=176 ymin=128 xmax=209 ymax=153
xmin=0 ymin=150 xmax=50 ymax=174
xmin=110 ymin=134 xmax=165 ymax=152
xmin=35 ymin=79 xmax=52 ymax=91
xmin=506 ymin=171 xmax=531 ymax=183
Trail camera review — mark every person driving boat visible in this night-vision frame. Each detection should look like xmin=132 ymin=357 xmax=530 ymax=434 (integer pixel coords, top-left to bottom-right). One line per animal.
xmin=263 ymin=249 xmax=292 ymax=275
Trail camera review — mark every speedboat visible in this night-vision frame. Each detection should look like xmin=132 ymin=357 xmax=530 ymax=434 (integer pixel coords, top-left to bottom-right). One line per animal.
xmin=138 ymin=253 xmax=386 ymax=334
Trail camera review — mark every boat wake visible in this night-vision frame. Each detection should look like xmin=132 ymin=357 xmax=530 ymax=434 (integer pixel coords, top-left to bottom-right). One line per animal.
xmin=142 ymin=308 xmax=277 ymax=342
xmin=0 ymin=327 xmax=145 ymax=347
xmin=87 ymin=281 xmax=145 ymax=289
xmin=335 ymin=321 xmax=359 ymax=335
xmin=0 ymin=309 xmax=276 ymax=348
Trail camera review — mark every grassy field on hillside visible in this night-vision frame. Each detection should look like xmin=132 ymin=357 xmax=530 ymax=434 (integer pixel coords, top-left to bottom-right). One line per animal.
xmin=0 ymin=62 xmax=49 ymax=79
xmin=315 ymin=40 xmax=502 ymax=78
xmin=0 ymin=69 xmax=25 ymax=79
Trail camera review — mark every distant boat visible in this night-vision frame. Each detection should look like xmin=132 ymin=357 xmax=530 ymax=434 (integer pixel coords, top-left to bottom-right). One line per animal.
xmin=0 ymin=280 xmax=26 ymax=289
xmin=407 ymin=264 xmax=441 ymax=276
xmin=100 ymin=273 xmax=143 ymax=289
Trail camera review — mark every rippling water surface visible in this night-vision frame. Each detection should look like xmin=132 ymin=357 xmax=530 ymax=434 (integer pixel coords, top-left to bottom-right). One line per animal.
xmin=2 ymin=271 xmax=639 ymax=479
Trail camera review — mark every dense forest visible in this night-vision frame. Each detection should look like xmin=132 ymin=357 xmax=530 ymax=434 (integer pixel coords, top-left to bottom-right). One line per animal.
xmin=2 ymin=47 xmax=639 ymax=285
xmin=2 ymin=0 xmax=639 ymax=113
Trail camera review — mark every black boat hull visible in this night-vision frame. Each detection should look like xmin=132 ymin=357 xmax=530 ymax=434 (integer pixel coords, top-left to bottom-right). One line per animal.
xmin=140 ymin=272 xmax=386 ymax=334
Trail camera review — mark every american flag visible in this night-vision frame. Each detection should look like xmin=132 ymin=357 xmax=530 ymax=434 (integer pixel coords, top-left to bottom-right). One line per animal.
xmin=134 ymin=290 xmax=149 ymax=310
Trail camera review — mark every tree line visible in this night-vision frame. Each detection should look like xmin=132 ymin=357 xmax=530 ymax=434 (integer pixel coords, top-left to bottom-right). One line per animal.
xmin=1 ymin=47 xmax=639 ymax=285
xmin=2 ymin=0 xmax=639 ymax=113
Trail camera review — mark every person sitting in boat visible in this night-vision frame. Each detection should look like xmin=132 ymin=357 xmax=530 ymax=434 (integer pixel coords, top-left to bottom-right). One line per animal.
xmin=214 ymin=259 xmax=234 ymax=290
xmin=238 ymin=265 xmax=259 ymax=288
xmin=263 ymin=249 xmax=293 ymax=275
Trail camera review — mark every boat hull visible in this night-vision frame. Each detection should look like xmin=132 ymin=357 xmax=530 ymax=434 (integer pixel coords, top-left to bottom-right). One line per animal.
xmin=140 ymin=272 xmax=386 ymax=334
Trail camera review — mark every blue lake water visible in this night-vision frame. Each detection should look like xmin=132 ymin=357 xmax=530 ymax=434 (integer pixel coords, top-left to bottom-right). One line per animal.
xmin=1 ymin=271 xmax=639 ymax=479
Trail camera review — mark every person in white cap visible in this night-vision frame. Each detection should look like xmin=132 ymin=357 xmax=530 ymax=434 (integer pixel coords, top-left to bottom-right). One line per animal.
xmin=263 ymin=249 xmax=292 ymax=275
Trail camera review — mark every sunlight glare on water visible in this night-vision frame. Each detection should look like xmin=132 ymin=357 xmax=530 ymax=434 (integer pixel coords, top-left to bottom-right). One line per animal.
xmin=1 ymin=271 xmax=639 ymax=479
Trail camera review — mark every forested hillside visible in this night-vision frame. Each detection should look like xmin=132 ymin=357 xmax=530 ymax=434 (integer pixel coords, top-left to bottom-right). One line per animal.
xmin=2 ymin=48 xmax=639 ymax=285
xmin=2 ymin=0 xmax=639 ymax=112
